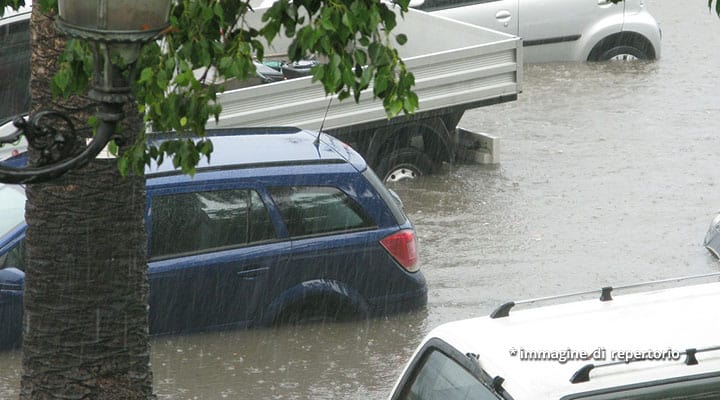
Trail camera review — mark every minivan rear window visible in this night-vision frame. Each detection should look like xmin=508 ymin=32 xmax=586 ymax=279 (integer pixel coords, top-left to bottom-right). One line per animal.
xmin=362 ymin=169 xmax=408 ymax=225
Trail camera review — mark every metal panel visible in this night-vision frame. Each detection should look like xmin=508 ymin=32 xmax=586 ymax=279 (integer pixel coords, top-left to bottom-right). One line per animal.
xmin=209 ymin=7 xmax=522 ymax=131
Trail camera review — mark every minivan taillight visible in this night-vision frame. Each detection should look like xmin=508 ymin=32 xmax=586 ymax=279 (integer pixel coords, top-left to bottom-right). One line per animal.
xmin=380 ymin=230 xmax=419 ymax=272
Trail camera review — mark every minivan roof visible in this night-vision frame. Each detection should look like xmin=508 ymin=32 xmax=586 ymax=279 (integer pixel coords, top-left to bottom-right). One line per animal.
xmin=419 ymin=281 xmax=720 ymax=400
xmin=0 ymin=128 xmax=366 ymax=176
xmin=147 ymin=128 xmax=367 ymax=175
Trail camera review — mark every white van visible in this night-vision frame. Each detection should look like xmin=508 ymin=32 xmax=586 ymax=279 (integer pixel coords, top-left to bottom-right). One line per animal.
xmin=389 ymin=275 xmax=720 ymax=400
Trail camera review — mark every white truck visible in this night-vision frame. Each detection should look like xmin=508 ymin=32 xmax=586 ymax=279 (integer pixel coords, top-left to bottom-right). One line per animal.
xmin=1 ymin=5 xmax=522 ymax=178
xmin=210 ymin=6 xmax=522 ymax=181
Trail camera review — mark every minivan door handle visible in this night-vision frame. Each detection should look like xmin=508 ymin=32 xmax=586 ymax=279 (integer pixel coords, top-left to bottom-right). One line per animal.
xmin=235 ymin=266 xmax=269 ymax=280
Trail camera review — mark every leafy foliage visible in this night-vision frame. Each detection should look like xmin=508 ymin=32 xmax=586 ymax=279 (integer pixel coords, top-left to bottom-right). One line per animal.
xmin=1 ymin=0 xmax=417 ymax=176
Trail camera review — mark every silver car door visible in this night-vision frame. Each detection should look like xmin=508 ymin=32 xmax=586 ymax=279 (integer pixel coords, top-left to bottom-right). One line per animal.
xmin=520 ymin=0 xmax=624 ymax=62
xmin=416 ymin=0 xmax=519 ymax=38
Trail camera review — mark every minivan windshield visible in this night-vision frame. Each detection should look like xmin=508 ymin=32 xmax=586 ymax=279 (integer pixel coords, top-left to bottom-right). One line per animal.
xmin=0 ymin=184 xmax=26 ymax=236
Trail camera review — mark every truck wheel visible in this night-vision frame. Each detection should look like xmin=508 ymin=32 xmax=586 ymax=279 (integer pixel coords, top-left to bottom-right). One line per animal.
xmin=377 ymin=148 xmax=435 ymax=183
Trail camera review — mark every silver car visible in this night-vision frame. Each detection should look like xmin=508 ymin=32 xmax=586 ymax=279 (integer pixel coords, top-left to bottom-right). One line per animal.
xmin=704 ymin=213 xmax=720 ymax=259
xmin=411 ymin=0 xmax=662 ymax=63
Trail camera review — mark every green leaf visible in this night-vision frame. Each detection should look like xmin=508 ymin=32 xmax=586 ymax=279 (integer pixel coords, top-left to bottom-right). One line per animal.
xmin=368 ymin=43 xmax=391 ymax=67
xmin=117 ymin=156 xmax=130 ymax=177
xmin=387 ymin=99 xmax=403 ymax=117
xmin=53 ymin=68 xmax=70 ymax=93
xmin=374 ymin=75 xmax=388 ymax=96
xmin=403 ymin=91 xmax=419 ymax=113
xmin=321 ymin=16 xmax=336 ymax=31
xmin=139 ymin=67 xmax=153 ymax=83
xmin=341 ymin=12 xmax=353 ymax=29
xmin=214 ymin=2 xmax=224 ymax=19
xmin=396 ymin=33 xmax=408 ymax=45
xmin=174 ymin=70 xmax=192 ymax=86
xmin=353 ymin=49 xmax=367 ymax=66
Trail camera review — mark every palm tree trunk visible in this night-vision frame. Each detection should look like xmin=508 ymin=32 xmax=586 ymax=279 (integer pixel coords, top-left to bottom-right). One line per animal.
xmin=20 ymin=5 xmax=153 ymax=399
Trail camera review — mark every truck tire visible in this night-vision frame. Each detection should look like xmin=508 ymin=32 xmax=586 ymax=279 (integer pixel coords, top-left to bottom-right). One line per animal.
xmin=376 ymin=147 xmax=435 ymax=183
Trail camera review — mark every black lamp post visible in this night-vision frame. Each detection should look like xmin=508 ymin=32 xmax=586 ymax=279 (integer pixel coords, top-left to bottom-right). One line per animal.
xmin=0 ymin=0 xmax=171 ymax=184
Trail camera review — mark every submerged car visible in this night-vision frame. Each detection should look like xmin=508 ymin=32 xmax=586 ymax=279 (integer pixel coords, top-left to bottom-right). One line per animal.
xmin=389 ymin=276 xmax=720 ymax=400
xmin=412 ymin=0 xmax=662 ymax=63
xmin=0 ymin=128 xmax=427 ymax=349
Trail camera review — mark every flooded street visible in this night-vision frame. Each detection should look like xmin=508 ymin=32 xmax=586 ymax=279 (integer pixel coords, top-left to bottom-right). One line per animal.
xmin=2 ymin=0 xmax=720 ymax=398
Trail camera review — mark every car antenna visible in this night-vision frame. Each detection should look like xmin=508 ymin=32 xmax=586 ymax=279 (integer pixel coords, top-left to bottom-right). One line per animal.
xmin=314 ymin=97 xmax=333 ymax=148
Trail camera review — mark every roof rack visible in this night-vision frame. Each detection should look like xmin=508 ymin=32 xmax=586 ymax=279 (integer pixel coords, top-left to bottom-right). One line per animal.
xmin=570 ymin=345 xmax=720 ymax=384
xmin=489 ymin=272 xmax=720 ymax=319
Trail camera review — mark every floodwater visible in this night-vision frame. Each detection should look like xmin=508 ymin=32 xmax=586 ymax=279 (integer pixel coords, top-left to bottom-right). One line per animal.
xmin=2 ymin=0 xmax=720 ymax=398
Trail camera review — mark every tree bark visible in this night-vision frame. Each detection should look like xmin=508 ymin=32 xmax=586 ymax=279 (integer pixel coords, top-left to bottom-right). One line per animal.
xmin=20 ymin=6 xmax=153 ymax=399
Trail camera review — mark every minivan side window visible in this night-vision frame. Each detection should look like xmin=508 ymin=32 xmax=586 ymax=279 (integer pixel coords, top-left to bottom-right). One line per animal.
xmin=0 ymin=18 xmax=30 ymax=122
xmin=150 ymin=189 xmax=275 ymax=258
xmin=268 ymin=186 xmax=373 ymax=237
xmin=402 ymin=349 xmax=500 ymax=400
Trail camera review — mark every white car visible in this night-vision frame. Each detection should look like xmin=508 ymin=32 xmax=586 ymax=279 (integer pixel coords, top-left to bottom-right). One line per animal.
xmin=0 ymin=119 xmax=26 ymax=161
xmin=411 ymin=0 xmax=662 ymax=63
xmin=703 ymin=213 xmax=720 ymax=259
xmin=389 ymin=276 xmax=720 ymax=399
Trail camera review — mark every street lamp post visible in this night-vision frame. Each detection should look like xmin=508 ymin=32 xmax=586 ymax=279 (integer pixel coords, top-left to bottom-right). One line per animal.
xmin=0 ymin=0 xmax=171 ymax=184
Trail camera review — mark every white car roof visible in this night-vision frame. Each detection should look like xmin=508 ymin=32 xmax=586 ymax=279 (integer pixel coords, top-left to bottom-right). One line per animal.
xmin=410 ymin=280 xmax=720 ymax=400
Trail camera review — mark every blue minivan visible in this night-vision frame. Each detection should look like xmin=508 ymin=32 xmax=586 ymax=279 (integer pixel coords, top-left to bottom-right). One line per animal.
xmin=0 ymin=128 xmax=427 ymax=348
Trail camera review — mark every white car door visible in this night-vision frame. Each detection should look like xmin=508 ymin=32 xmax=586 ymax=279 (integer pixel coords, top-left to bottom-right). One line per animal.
xmin=520 ymin=0 xmax=625 ymax=62
xmin=414 ymin=0 xmax=519 ymax=38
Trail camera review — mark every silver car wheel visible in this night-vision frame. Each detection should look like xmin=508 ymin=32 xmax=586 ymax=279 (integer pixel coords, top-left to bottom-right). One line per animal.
xmin=608 ymin=53 xmax=640 ymax=61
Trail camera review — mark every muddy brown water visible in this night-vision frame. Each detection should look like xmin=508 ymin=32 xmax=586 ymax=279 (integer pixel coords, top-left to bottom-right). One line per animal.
xmin=2 ymin=1 xmax=720 ymax=398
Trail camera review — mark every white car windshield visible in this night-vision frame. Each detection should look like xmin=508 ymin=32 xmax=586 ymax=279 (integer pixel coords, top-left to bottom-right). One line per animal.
xmin=0 ymin=184 xmax=26 ymax=236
